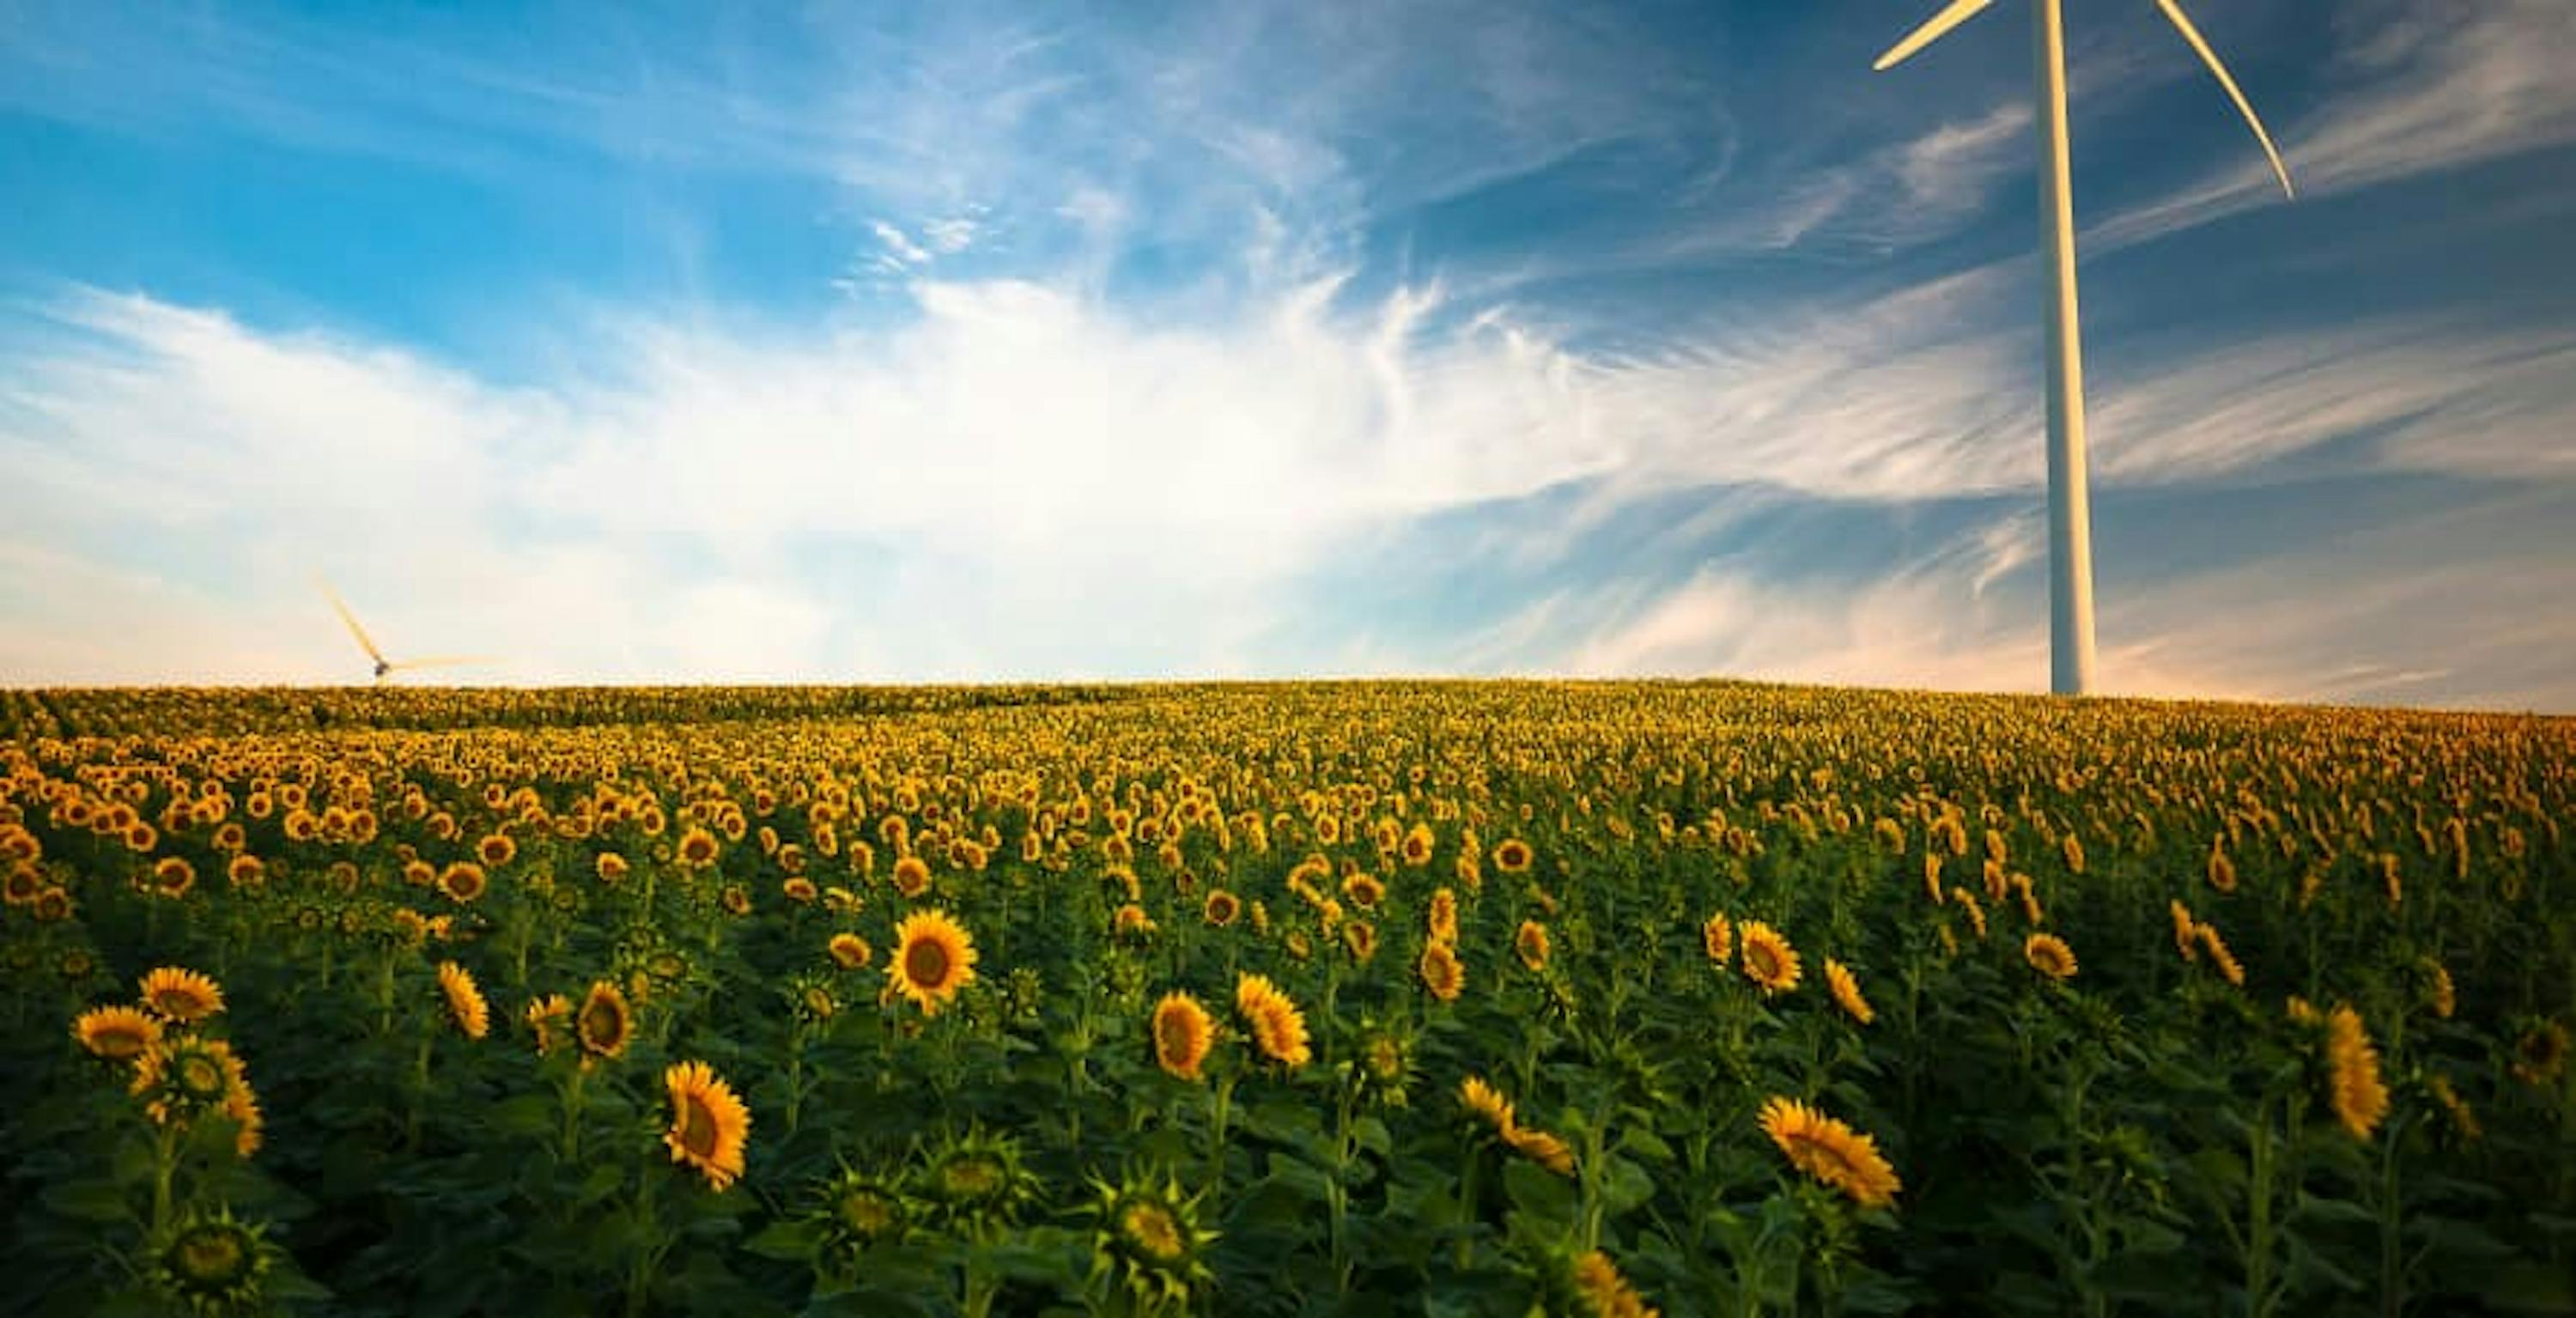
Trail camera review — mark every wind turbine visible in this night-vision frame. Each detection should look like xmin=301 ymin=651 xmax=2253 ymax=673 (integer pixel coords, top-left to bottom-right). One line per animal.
xmin=317 ymin=577 xmax=492 ymax=684
xmin=1873 ymin=0 xmax=2293 ymax=695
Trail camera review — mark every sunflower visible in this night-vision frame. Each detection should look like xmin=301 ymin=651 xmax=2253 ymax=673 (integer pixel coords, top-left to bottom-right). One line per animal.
xmin=132 ymin=1036 xmax=246 ymax=1126
xmin=437 ymin=961 xmax=490 ymax=1039
xmin=663 ymin=1060 xmax=752 ymax=1192
xmin=818 ymin=1167 xmax=913 ymax=1254
xmin=74 ymin=1005 xmax=163 ymax=1060
xmin=222 ymin=1078 xmax=264 ymax=1158
xmin=1739 ymin=921 xmax=1801 ymax=996
xmin=1759 ymin=1096 xmax=1901 ymax=1208
xmin=676 ymin=825 xmax=720 ymax=870
xmin=1825 ymin=959 xmax=1875 ymax=1025
xmin=1515 ymin=920 xmax=1552 ymax=972
xmin=524 ymin=993 xmax=572 ymax=1055
xmin=2169 ymin=900 xmax=2199 ymax=962
xmin=828 ymin=932 xmax=872 ymax=971
xmin=149 ymin=1208 xmax=275 ymax=1315
xmin=2421 ymin=959 xmax=2455 ymax=1020
xmin=595 ymin=852 xmax=629 ymax=884
xmin=1341 ymin=920 xmax=1379 ymax=963
xmin=437 ymin=861 xmax=489 ymax=905
xmin=225 ymin=854 xmax=265 ymax=889
xmin=2324 ymin=1005 xmax=2389 ymax=1140
xmin=2512 ymin=1020 xmax=2568 ymax=1087
xmin=1492 ymin=838 xmax=1533 ymax=874
xmin=887 ymin=909 xmax=979 ymax=1016
xmin=139 ymin=966 xmax=226 ymax=1023
xmin=1701 ymin=912 xmax=1733 ymax=963
xmin=1571 ymin=1248 xmax=1662 ymax=1318
xmin=1427 ymin=887 xmax=1459 ymax=944
xmin=720 ymin=884 xmax=752 ymax=916
xmin=782 ymin=876 xmax=818 ymax=904
xmin=890 ymin=854 xmax=933 ymax=898
xmin=1507 ymin=1125 xmax=1577 ymax=1176
xmin=1233 ymin=974 xmax=1312 ymax=1069
xmin=1460 ymin=1075 xmax=1517 ymax=1138
xmin=1419 ymin=940 xmax=1465 ymax=1003
xmin=1091 ymin=1173 xmax=1218 ymax=1305
xmin=477 ymin=832 xmax=516 ymax=867
xmin=2023 ymin=933 xmax=2079 ymax=981
xmin=576 ymin=980 xmax=635 ymax=1060
xmin=919 ymin=1127 xmax=1039 ymax=1226
xmin=1197 ymin=888 xmax=1241 ymax=927
xmin=150 ymin=856 xmax=196 ymax=899
xmin=1151 ymin=992 xmax=1214 ymax=1080
xmin=1340 ymin=872 xmax=1385 ymax=911
xmin=1950 ymin=888 xmax=1988 ymax=939
xmin=2194 ymin=923 xmax=2245 ymax=987
xmin=1113 ymin=902 xmax=1156 ymax=939
xmin=3 ymin=862 xmax=43 ymax=905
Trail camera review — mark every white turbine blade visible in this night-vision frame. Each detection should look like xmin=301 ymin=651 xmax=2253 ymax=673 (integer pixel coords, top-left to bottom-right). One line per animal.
xmin=315 ymin=575 xmax=389 ymax=665
xmin=383 ymin=656 xmax=493 ymax=672
xmin=2154 ymin=0 xmax=2295 ymax=198
xmin=1873 ymin=0 xmax=1996 ymax=71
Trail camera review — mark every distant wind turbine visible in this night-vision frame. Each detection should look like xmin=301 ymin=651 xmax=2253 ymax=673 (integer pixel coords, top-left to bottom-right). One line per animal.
xmin=317 ymin=576 xmax=492 ymax=684
xmin=1873 ymin=0 xmax=2293 ymax=695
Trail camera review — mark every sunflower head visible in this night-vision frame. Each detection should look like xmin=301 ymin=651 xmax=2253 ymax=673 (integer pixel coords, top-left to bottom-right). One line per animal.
xmin=523 ymin=994 xmax=572 ymax=1055
xmin=1514 ymin=919 xmax=1552 ymax=972
xmin=917 ymin=1127 xmax=1040 ymax=1228
xmin=1232 ymin=973 xmax=1312 ymax=1070
xmin=2023 ymin=932 xmax=2079 ymax=981
xmin=1759 ymin=1095 xmax=1901 ymax=1209
xmin=663 ymin=1060 xmax=752 ymax=1192
xmin=815 ymin=1165 xmax=914 ymax=1260
xmin=1825 ymin=958 xmax=1875 ymax=1025
xmin=139 ymin=966 xmax=226 ymax=1024
xmin=1701 ymin=912 xmax=1733 ymax=964
xmin=886 ymin=909 xmax=979 ymax=1017
xmin=74 ymin=1005 xmax=164 ymax=1062
xmin=1739 ymin=921 xmax=1801 ymax=996
xmin=437 ymin=862 xmax=489 ymax=905
xmin=827 ymin=931 xmax=872 ymax=971
xmin=1419 ymin=939 xmax=1465 ymax=1003
xmin=576 ymin=980 xmax=635 ymax=1060
xmin=1460 ymin=1075 xmax=1518 ymax=1139
xmin=149 ymin=1207 xmax=276 ymax=1315
xmin=1089 ymin=1171 xmax=1218 ymax=1305
xmin=132 ymin=1036 xmax=245 ymax=1127
xmin=437 ymin=961 xmax=490 ymax=1040
xmin=1349 ymin=1017 xmax=1418 ymax=1108
xmin=1150 ymin=991 xmax=1214 ymax=1081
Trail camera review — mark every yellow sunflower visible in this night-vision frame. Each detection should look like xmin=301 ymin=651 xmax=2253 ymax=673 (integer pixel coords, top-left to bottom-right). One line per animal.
xmin=437 ymin=861 xmax=489 ymax=905
xmin=1515 ymin=920 xmax=1551 ymax=972
xmin=2195 ymin=923 xmax=2245 ymax=987
xmin=1419 ymin=940 xmax=1465 ymax=1002
xmin=662 ymin=1060 xmax=752 ymax=1192
xmin=437 ymin=961 xmax=490 ymax=1040
xmin=890 ymin=854 xmax=933 ymax=899
xmin=1701 ymin=912 xmax=1733 ymax=963
xmin=524 ymin=994 xmax=572 ymax=1055
xmin=74 ymin=1005 xmax=164 ymax=1060
xmin=1233 ymin=974 xmax=1312 ymax=1069
xmin=1507 ymin=1125 xmax=1577 ymax=1177
xmin=139 ymin=967 xmax=226 ymax=1023
xmin=1571 ymin=1249 xmax=1661 ymax=1318
xmin=477 ymin=832 xmax=516 ymax=867
xmin=1202 ymin=888 xmax=1241 ymax=926
xmin=886 ymin=909 xmax=978 ymax=1016
xmin=2324 ymin=1005 xmax=2390 ymax=1140
xmin=576 ymin=980 xmax=635 ymax=1060
xmin=1492 ymin=838 xmax=1533 ymax=874
xmin=1427 ymin=887 xmax=1458 ymax=944
xmin=1151 ymin=992 xmax=1214 ymax=1081
xmin=1759 ymin=1096 xmax=1900 ymax=1208
xmin=1739 ymin=922 xmax=1801 ymax=996
xmin=828 ymin=932 xmax=872 ymax=970
xmin=1825 ymin=959 xmax=1874 ymax=1025
xmin=1460 ymin=1075 xmax=1517 ymax=1137
xmin=2023 ymin=933 xmax=2079 ymax=981
xmin=150 ymin=856 xmax=196 ymax=899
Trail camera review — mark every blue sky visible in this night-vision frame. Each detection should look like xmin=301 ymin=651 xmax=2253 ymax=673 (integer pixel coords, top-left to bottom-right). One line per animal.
xmin=3 ymin=0 xmax=2572 ymax=708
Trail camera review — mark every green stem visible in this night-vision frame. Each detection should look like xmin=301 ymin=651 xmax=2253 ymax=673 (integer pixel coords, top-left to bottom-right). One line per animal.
xmin=149 ymin=1119 xmax=181 ymax=1236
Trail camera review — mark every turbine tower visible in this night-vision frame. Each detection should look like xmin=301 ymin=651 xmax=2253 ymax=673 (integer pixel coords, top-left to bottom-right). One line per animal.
xmin=1874 ymin=0 xmax=2293 ymax=695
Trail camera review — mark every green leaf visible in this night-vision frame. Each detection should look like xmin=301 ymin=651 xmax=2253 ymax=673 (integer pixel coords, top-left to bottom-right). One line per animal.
xmin=1501 ymin=1157 xmax=1575 ymax=1224
xmin=39 ymin=1179 xmax=133 ymax=1224
xmin=744 ymin=1219 xmax=823 ymax=1262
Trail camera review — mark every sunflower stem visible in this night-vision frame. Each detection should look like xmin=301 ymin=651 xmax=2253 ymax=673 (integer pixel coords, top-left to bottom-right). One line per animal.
xmin=149 ymin=1118 xmax=180 ymax=1237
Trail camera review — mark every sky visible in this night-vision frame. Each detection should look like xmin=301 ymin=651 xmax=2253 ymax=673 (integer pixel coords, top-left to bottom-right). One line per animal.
xmin=2 ymin=0 xmax=2572 ymax=708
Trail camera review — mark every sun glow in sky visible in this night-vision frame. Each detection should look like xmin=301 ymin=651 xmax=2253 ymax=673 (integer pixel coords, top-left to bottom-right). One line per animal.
xmin=3 ymin=1 xmax=2572 ymax=706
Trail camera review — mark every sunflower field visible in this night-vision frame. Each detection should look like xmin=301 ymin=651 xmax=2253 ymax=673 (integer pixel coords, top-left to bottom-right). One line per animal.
xmin=2 ymin=681 xmax=2571 ymax=1316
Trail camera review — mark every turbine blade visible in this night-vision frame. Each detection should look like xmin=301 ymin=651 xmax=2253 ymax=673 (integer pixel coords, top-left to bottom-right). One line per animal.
xmin=315 ymin=575 xmax=388 ymax=665
xmin=383 ymin=656 xmax=493 ymax=671
xmin=2154 ymin=0 xmax=2295 ymax=198
xmin=1873 ymin=0 xmax=1996 ymax=71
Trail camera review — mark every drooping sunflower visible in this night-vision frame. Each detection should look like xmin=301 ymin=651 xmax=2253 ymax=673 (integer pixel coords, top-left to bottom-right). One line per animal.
xmin=1233 ymin=973 xmax=1312 ymax=1069
xmin=2420 ymin=958 xmax=2455 ymax=1020
xmin=1427 ymin=887 xmax=1459 ymax=945
xmin=1739 ymin=921 xmax=1801 ymax=996
xmin=2324 ymin=1005 xmax=2390 ymax=1141
xmin=2023 ymin=932 xmax=2079 ymax=981
xmin=1701 ymin=912 xmax=1733 ymax=964
xmin=1950 ymin=888 xmax=1989 ymax=939
xmin=74 ymin=1005 xmax=164 ymax=1061
xmin=1515 ymin=920 xmax=1552 ymax=972
xmin=2194 ymin=923 xmax=2245 ymax=987
xmin=139 ymin=966 xmax=226 ymax=1023
xmin=662 ymin=1060 xmax=752 ymax=1192
xmin=1759 ymin=1096 xmax=1901 ymax=1208
xmin=437 ymin=961 xmax=491 ymax=1040
xmin=1507 ymin=1125 xmax=1577 ymax=1177
xmin=1419 ymin=940 xmax=1465 ymax=1003
xmin=1825 ymin=959 xmax=1875 ymax=1025
xmin=1151 ymin=992 xmax=1214 ymax=1081
xmin=828 ymin=932 xmax=873 ymax=971
xmin=1570 ymin=1248 xmax=1662 ymax=1318
xmin=886 ymin=909 xmax=979 ymax=1016
xmin=438 ymin=861 xmax=489 ymax=905
xmin=576 ymin=980 xmax=635 ymax=1060
xmin=782 ymin=876 xmax=818 ymax=904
